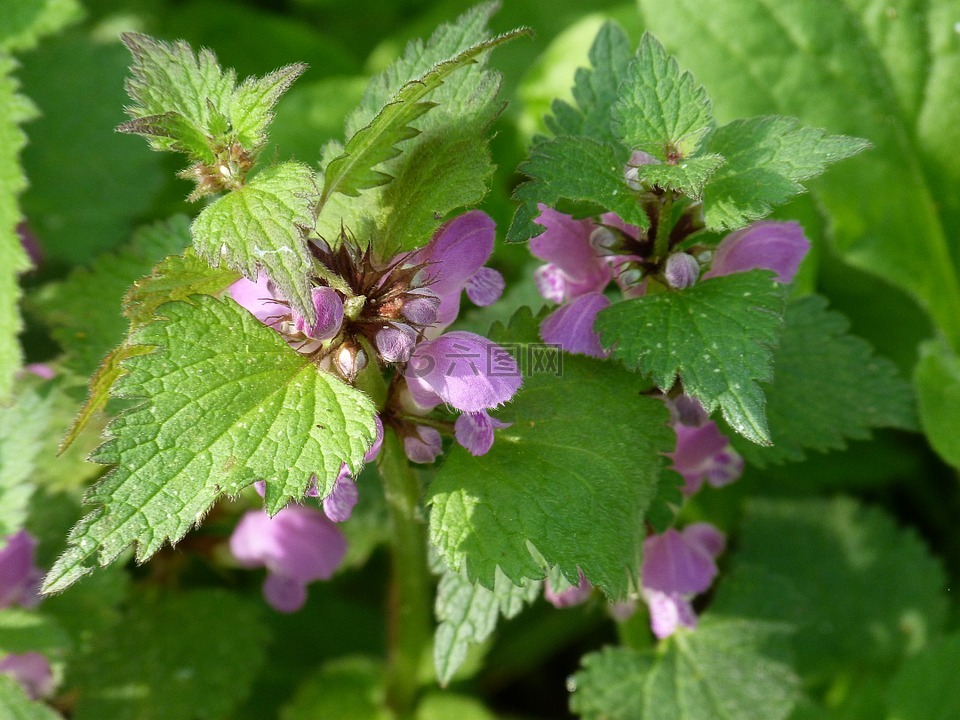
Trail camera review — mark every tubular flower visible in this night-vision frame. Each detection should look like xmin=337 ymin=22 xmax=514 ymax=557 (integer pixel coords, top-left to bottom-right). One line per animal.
xmin=641 ymin=523 xmax=726 ymax=639
xmin=229 ymin=506 xmax=347 ymax=613
xmin=0 ymin=652 xmax=54 ymax=700
xmin=702 ymin=220 xmax=810 ymax=284
xmin=0 ymin=531 xmax=43 ymax=610
xmin=544 ymin=570 xmax=592 ymax=608
xmin=665 ymin=395 xmax=743 ymax=495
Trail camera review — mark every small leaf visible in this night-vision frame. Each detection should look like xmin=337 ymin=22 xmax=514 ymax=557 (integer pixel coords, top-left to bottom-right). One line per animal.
xmin=319 ymin=25 xmax=528 ymax=207
xmin=702 ymin=116 xmax=869 ymax=231
xmin=735 ymin=295 xmax=916 ymax=466
xmin=429 ymin=308 xmax=674 ymax=599
xmin=570 ymin=619 xmax=799 ymax=720
xmin=596 ymin=270 xmax=785 ymax=445
xmin=119 ymin=32 xmax=304 ymax=158
xmin=44 ymin=296 xmax=376 ymax=593
xmin=508 ymin=135 xmax=649 ymax=242
xmin=191 ymin=162 xmax=318 ymax=322
xmin=545 ymin=20 xmax=633 ymax=145
xmin=634 ymin=153 xmax=724 ymax=198
xmin=914 ymin=340 xmax=960 ymax=470
xmin=611 ymin=33 xmax=715 ymax=161
xmin=280 ymin=657 xmax=389 ymax=720
xmin=434 ymin=566 xmax=540 ymax=686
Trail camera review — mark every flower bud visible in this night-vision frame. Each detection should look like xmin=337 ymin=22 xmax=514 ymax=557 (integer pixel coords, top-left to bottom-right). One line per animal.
xmin=589 ymin=226 xmax=619 ymax=253
xmin=375 ymin=323 xmax=417 ymax=363
xmin=335 ymin=342 xmax=367 ymax=382
xmin=294 ymin=286 xmax=344 ymax=341
xmin=664 ymin=252 xmax=700 ymax=289
xmin=401 ymin=288 xmax=440 ymax=326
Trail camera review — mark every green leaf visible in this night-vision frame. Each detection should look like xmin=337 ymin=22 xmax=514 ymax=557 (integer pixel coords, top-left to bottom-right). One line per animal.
xmin=123 ymin=247 xmax=241 ymax=330
xmin=43 ymin=296 xmax=376 ymax=593
xmin=611 ymin=33 xmax=715 ymax=161
xmin=319 ymin=14 xmax=527 ymax=207
xmin=914 ymin=340 xmax=960 ymax=470
xmin=570 ymin=619 xmax=799 ymax=720
xmin=735 ymin=295 xmax=915 ymax=467
xmin=416 ymin=693 xmax=497 ymax=720
xmin=434 ymin=566 xmax=540 ymax=686
xmin=57 ymin=242 xmax=240 ymax=453
xmin=635 ymin=0 xmax=960 ymax=349
xmin=887 ymin=633 xmax=960 ymax=720
xmin=634 ymin=153 xmax=725 ymax=198
xmin=508 ymin=135 xmax=649 ymax=241
xmin=702 ymin=116 xmax=869 ymax=231
xmin=72 ymin=590 xmax=265 ymax=720
xmin=0 ymin=384 xmax=54 ymax=536
xmin=0 ymin=0 xmax=82 ymax=53
xmin=0 ymin=56 xmax=35 ymax=399
xmin=429 ymin=308 xmax=674 ymax=599
xmin=191 ymin=162 xmax=318 ymax=322
xmin=32 ymin=217 xmax=192 ymax=380
xmin=597 ymin=270 xmax=785 ymax=445
xmin=0 ymin=676 xmax=62 ymax=720
xmin=0 ymin=608 xmax=71 ymax=657
xmin=545 ymin=20 xmax=633 ymax=145
xmin=280 ymin=657 xmax=389 ymax=720
xmin=713 ymin=497 xmax=947 ymax=681
xmin=119 ymin=32 xmax=305 ymax=159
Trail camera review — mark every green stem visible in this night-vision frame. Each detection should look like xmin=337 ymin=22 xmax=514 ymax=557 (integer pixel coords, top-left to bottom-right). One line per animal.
xmin=652 ymin=194 xmax=675 ymax=261
xmin=379 ymin=428 xmax=432 ymax=718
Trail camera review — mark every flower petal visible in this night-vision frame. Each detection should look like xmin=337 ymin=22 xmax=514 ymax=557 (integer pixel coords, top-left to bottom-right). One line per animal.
xmin=531 ymin=206 xmax=610 ymax=294
xmin=0 ymin=652 xmax=54 ymax=699
xmin=642 ymin=589 xmax=697 ymax=639
xmin=229 ymin=272 xmax=285 ymax=327
xmin=465 ymin=266 xmax=505 ymax=307
xmin=262 ymin=573 xmax=308 ymax=613
xmin=413 ymin=210 xmax=496 ymax=328
xmin=0 ymin=531 xmax=42 ymax=610
xmin=539 ymin=292 xmax=611 ymax=358
xmin=703 ymin=220 xmax=810 ymax=284
xmin=454 ymin=410 xmax=510 ymax=456
xmin=404 ymin=426 xmax=443 ymax=464
xmin=405 ymin=332 xmax=521 ymax=413
xmin=375 ymin=323 xmax=416 ymax=363
xmin=323 ymin=467 xmax=358 ymax=523
xmin=544 ymin=571 xmax=592 ymax=608
xmin=642 ymin=527 xmax=720 ymax=596
xmin=365 ymin=415 xmax=384 ymax=463
xmin=293 ymin=286 xmax=344 ymax=341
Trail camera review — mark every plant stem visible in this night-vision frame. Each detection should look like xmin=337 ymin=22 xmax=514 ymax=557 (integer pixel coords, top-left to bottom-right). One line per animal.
xmin=652 ymin=193 xmax=675 ymax=261
xmin=379 ymin=428 xmax=432 ymax=718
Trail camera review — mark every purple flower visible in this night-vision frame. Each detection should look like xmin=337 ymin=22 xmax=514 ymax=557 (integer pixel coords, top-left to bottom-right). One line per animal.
xmin=702 ymin=220 xmax=810 ymax=284
xmin=375 ymin=323 xmax=416 ymax=363
xmin=322 ymin=466 xmax=359 ymax=523
xmin=404 ymin=332 xmax=521 ymax=414
xmin=641 ymin=523 xmax=726 ymax=639
xmin=0 ymin=531 xmax=43 ymax=610
xmin=664 ymin=252 xmax=700 ymax=289
xmin=229 ymin=271 xmax=286 ymax=328
xmin=454 ymin=411 xmax=510 ymax=456
xmin=666 ymin=395 xmax=743 ymax=496
xmin=544 ymin=570 xmax=592 ymax=608
xmin=539 ymin=292 xmax=611 ymax=358
xmin=293 ymin=286 xmax=344 ymax=341
xmin=530 ymin=205 xmax=611 ymax=303
xmin=0 ymin=652 xmax=54 ymax=700
xmin=403 ymin=426 xmax=443 ymax=464
xmin=411 ymin=211 xmax=505 ymax=330
xmin=365 ymin=415 xmax=384 ymax=463
xmin=229 ymin=506 xmax=347 ymax=613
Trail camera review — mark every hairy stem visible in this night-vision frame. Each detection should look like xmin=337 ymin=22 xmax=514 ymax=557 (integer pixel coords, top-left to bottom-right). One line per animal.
xmin=652 ymin=193 xmax=675 ymax=261
xmin=379 ymin=429 xmax=432 ymax=718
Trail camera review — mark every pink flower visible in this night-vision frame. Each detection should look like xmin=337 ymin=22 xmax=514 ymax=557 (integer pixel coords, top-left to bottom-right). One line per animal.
xmin=229 ymin=506 xmax=347 ymax=613
xmin=0 ymin=531 xmax=43 ymax=610
xmin=702 ymin=221 xmax=810 ymax=284
xmin=0 ymin=652 xmax=54 ymax=700
xmin=641 ymin=523 xmax=726 ymax=639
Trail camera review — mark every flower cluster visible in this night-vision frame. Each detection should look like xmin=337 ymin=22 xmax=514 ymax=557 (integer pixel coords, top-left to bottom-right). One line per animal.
xmin=534 ymin=200 xmax=810 ymax=638
xmin=227 ymin=211 xmax=520 ymax=611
